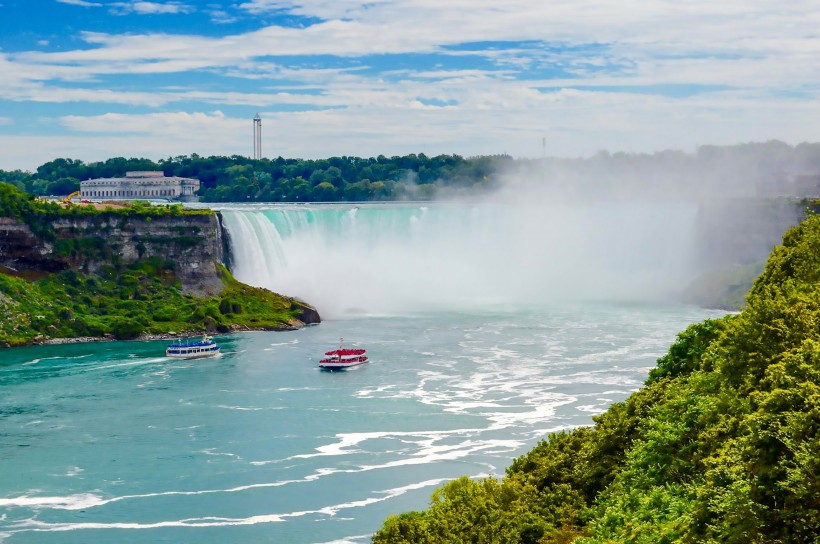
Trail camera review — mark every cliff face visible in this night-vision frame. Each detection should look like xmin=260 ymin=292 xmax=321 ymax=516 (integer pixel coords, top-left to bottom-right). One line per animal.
xmin=695 ymin=198 xmax=805 ymax=271
xmin=0 ymin=213 xmax=224 ymax=296
xmin=685 ymin=198 xmax=808 ymax=309
xmin=0 ymin=217 xmax=61 ymax=273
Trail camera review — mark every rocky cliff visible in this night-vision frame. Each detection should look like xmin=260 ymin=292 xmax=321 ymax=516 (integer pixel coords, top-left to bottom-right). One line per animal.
xmin=684 ymin=197 xmax=813 ymax=309
xmin=0 ymin=212 xmax=225 ymax=297
xmin=694 ymin=198 xmax=806 ymax=271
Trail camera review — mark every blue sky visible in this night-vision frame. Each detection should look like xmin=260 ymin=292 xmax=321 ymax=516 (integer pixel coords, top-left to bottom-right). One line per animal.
xmin=0 ymin=0 xmax=819 ymax=170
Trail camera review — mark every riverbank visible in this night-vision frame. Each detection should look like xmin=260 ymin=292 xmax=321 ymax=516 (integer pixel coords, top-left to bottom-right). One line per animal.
xmin=0 ymin=259 xmax=319 ymax=349
xmin=30 ymin=324 xmax=315 ymax=347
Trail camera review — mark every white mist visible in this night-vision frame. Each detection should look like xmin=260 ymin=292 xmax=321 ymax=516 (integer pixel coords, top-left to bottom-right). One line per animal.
xmin=219 ymin=199 xmax=699 ymax=319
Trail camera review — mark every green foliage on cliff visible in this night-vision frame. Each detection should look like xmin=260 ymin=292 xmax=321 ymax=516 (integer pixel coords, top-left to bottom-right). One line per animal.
xmin=0 ymin=259 xmax=307 ymax=347
xmin=0 ymin=182 xmax=211 ymax=222
xmin=373 ymin=215 xmax=820 ymax=543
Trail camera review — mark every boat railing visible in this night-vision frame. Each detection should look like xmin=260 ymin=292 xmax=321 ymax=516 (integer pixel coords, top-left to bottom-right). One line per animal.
xmin=167 ymin=334 xmax=216 ymax=349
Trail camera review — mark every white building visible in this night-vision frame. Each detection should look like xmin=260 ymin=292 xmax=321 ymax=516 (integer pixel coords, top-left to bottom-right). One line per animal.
xmin=80 ymin=171 xmax=200 ymax=202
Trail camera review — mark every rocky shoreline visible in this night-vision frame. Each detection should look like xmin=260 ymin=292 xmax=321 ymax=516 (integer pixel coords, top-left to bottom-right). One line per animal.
xmin=28 ymin=323 xmax=312 ymax=348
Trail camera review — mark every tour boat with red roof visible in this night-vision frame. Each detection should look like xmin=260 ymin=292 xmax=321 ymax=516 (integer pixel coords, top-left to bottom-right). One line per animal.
xmin=320 ymin=338 xmax=369 ymax=371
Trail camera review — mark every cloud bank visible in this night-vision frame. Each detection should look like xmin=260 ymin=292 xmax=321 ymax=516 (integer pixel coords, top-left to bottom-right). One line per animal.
xmin=0 ymin=1 xmax=818 ymax=169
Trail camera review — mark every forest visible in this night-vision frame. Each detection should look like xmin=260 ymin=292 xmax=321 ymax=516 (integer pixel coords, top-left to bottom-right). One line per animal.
xmin=372 ymin=213 xmax=820 ymax=542
xmin=3 ymin=140 xmax=820 ymax=202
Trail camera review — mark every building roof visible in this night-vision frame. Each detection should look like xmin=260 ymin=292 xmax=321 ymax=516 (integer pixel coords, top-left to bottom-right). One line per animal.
xmin=81 ymin=173 xmax=199 ymax=185
xmin=125 ymin=171 xmax=165 ymax=178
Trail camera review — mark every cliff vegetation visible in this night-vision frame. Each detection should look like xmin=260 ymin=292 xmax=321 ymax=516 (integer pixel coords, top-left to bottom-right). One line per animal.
xmin=374 ymin=214 xmax=820 ymax=542
xmin=0 ymin=183 xmax=319 ymax=347
xmin=0 ymin=262 xmax=310 ymax=347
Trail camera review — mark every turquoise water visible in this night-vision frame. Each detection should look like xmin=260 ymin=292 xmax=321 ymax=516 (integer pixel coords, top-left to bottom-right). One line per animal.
xmin=0 ymin=304 xmax=722 ymax=543
xmin=2 ymin=202 xmax=719 ymax=541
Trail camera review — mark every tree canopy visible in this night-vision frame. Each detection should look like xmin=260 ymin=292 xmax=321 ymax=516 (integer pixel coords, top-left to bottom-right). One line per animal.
xmin=0 ymin=153 xmax=510 ymax=202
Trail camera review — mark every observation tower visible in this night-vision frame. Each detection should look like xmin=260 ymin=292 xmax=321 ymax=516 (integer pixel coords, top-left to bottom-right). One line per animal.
xmin=253 ymin=113 xmax=262 ymax=160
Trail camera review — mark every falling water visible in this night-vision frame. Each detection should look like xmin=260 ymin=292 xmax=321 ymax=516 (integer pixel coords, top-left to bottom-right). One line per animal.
xmin=219 ymin=201 xmax=700 ymax=318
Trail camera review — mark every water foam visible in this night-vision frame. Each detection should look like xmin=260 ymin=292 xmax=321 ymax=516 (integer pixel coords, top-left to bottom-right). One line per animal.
xmin=0 ymin=494 xmax=106 ymax=510
xmin=4 ymin=478 xmax=454 ymax=536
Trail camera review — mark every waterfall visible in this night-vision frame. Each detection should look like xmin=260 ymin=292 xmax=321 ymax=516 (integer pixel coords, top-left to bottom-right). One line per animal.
xmin=219 ymin=202 xmax=699 ymax=318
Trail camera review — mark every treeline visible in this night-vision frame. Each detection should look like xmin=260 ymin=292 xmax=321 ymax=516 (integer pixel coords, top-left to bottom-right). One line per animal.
xmin=0 ymin=154 xmax=510 ymax=202
xmin=374 ymin=215 xmax=820 ymax=542
xmin=4 ymin=140 xmax=820 ymax=203
xmin=0 ymin=157 xmax=162 ymax=198
xmin=508 ymin=140 xmax=820 ymax=200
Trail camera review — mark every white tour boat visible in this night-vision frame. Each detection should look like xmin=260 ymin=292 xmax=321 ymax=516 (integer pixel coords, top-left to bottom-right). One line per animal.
xmin=166 ymin=335 xmax=221 ymax=359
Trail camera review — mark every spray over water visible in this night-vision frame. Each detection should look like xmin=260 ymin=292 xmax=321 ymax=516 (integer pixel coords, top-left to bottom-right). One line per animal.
xmin=220 ymin=198 xmax=699 ymax=319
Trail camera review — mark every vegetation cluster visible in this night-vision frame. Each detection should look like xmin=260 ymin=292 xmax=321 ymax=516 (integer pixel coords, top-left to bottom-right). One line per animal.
xmin=3 ymin=141 xmax=820 ymax=203
xmin=0 ymin=154 xmax=507 ymax=202
xmin=374 ymin=214 xmax=820 ymax=542
xmin=0 ymin=260 xmax=304 ymax=348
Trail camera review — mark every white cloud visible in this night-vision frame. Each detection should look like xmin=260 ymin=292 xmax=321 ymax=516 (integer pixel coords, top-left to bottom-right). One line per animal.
xmin=0 ymin=117 xmax=12 ymax=126
xmin=17 ymin=1 xmax=820 ymax=84
xmin=1 ymin=85 xmax=817 ymax=171
xmin=207 ymin=8 xmax=238 ymax=24
xmin=56 ymin=0 xmax=102 ymax=6
xmin=59 ymin=110 xmax=233 ymax=133
xmin=2 ymin=1 xmax=820 ymax=169
xmin=109 ymin=1 xmax=194 ymax=15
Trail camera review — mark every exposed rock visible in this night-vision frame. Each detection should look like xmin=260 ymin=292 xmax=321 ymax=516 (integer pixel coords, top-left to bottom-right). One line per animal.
xmin=0 ymin=208 xmax=323 ymax=345
xmin=0 ymin=213 xmax=224 ymax=296
xmin=291 ymin=300 xmax=321 ymax=325
xmin=0 ymin=217 xmax=64 ymax=273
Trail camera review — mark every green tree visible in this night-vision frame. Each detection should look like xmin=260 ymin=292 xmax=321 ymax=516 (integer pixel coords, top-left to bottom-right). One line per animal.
xmin=312 ymin=182 xmax=339 ymax=201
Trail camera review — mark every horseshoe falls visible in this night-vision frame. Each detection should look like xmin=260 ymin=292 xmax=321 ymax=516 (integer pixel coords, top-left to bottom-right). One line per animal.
xmin=0 ymin=201 xmax=724 ymax=544
xmin=220 ymin=201 xmax=701 ymax=318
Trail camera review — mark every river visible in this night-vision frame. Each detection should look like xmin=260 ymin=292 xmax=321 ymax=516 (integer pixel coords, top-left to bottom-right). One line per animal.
xmin=0 ymin=202 xmax=724 ymax=543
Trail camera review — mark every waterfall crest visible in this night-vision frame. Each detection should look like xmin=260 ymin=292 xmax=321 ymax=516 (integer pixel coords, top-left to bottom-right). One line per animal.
xmin=220 ymin=202 xmax=698 ymax=318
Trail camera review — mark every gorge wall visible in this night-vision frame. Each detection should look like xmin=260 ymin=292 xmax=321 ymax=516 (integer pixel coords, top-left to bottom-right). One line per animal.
xmin=694 ymin=198 xmax=808 ymax=271
xmin=682 ymin=197 xmax=813 ymax=309
xmin=0 ymin=212 xmax=225 ymax=297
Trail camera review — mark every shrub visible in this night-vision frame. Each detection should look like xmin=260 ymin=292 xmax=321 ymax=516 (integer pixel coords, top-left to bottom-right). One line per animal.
xmin=110 ymin=318 xmax=144 ymax=340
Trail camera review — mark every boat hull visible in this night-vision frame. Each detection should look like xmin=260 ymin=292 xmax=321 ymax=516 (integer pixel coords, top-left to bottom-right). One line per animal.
xmin=319 ymin=358 xmax=368 ymax=371
xmin=320 ymin=342 xmax=368 ymax=370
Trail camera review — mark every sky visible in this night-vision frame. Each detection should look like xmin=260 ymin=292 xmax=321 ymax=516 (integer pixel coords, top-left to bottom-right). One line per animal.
xmin=1 ymin=0 xmax=819 ymax=170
